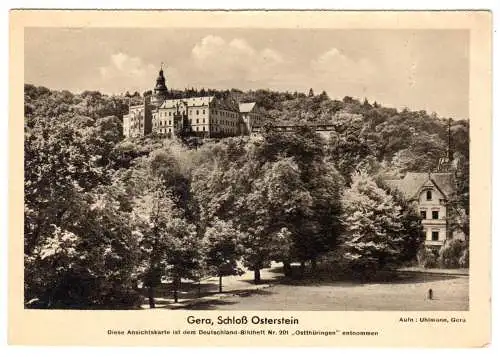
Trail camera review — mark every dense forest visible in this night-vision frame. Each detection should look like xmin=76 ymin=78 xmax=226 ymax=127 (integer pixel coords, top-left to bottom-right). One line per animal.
xmin=24 ymin=84 xmax=470 ymax=309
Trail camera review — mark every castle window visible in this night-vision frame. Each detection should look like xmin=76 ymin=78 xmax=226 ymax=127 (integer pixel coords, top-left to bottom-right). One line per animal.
xmin=432 ymin=210 xmax=439 ymax=219
xmin=426 ymin=190 xmax=432 ymax=201
xmin=420 ymin=210 xmax=427 ymax=219
xmin=432 ymin=231 xmax=439 ymax=241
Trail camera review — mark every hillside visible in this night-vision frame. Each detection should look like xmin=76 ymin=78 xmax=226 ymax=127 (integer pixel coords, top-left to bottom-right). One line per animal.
xmin=24 ymin=83 xmax=469 ymax=176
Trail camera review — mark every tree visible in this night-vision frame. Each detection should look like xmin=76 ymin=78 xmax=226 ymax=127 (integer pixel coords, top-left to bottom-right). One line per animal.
xmin=327 ymin=132 xmax=375 ymax=182
xmin=340 ymin=173 xmax=404 ymax=279
xmin=319 ymin=90 xmax=329 ymax=101
xmin=203 ymin=219 xmax=243 ymax=292
xmin=448 ymin=121 xmax=470 ymax=239
xmin=25 ymin=181 xmax=141 ymax=309
xmin=255 ymin=127 xmax=344 ymax=272
xmin=391 ymin=133 xmax=446 ymax=173
xmin=131 ymin=181 xmax=177 ymax=308
xmin=296 ymin=160 xmax=344 ymax=271
xmin=308 ymin=88 xmax=314 ymax=97
xmin=163 ymin=217 xmax=203 ymax=303
xmin=24 ymin=118 xmax=108 ymax=258
xmin=236 ymin=158 xmax=309 ymax=282
xmin=378 ymin=179 xmax=425 ymax=264
xmin=129 ymin=148 xmax=202 ymax=306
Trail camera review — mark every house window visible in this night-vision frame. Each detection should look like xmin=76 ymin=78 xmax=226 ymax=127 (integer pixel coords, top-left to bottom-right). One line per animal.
xmin=432 ymin=210 xmax=439 ymax=219
xmin=196 ymin=110 xmax=199 ymax=115
xmin=169 ymin=112 xmax=171 ymax=116
xmin=203 ymin=126 xmax=206 ymax=132
xmin=420 ymin=211 xmax=427 ymax=219
xmin=168 ymin=120 xmax=171 ymax=125
xmin=203 ymin=109 xmax=205 ymax=114
xmin=196 ymin=119 xmax=199 ymax=124
xmin=432 ymin=231 xmax=439 ymax=241
xmin=168 ymin=128 xmax=171 ymax=133
xmin=426 ymin=190 xmax=432 ymax=201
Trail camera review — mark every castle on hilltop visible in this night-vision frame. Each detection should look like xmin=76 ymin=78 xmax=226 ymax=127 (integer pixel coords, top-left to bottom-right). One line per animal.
xmin=122 ymin=66 xmax=265 ymax=138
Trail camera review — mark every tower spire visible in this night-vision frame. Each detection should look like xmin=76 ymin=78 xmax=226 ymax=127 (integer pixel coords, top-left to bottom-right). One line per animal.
xmin=152 ymin=62 xmax=168 ymax=105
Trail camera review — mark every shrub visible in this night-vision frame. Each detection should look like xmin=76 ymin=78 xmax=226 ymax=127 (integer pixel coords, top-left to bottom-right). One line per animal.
xmin=458 ymin=247 xmax=469 ymax=268
xmin=438 ymin=238 xmax=467 ymax=269
xmin=417 ymin=246 xmax=438 ymax=268
xmin=316 ymin=251 xmax=353 ymax=280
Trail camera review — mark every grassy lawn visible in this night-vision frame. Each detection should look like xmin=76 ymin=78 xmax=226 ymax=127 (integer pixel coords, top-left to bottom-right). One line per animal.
xmin=185 ymin=269 xmax=469 ymax=311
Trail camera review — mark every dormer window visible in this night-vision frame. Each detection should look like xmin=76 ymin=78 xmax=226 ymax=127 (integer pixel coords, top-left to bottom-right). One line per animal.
xmin=426 ymin=190 xmax=432 ymax=201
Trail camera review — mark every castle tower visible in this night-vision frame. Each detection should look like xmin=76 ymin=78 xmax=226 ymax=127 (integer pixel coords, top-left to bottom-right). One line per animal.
xmin=152 ymin=63 xmax=168 ymax=106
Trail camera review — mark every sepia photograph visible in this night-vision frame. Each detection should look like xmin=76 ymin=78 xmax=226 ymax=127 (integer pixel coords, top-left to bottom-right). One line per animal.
xmin=8 ymin=9 xmax=492 ymax=347
xmin=22 ymin=25 xmax=471 ymax=311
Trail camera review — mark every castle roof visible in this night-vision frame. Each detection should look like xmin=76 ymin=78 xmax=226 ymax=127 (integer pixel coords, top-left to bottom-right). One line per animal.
xmin=239 ymin=102 xmax=256 ymax=113
xmin=184 ymin=96 xmax=215 ymax=107
xmin=385 ymin=172 xmax=455 ymax=200
xmin=159 ymin=96 xmax=215 ymax=109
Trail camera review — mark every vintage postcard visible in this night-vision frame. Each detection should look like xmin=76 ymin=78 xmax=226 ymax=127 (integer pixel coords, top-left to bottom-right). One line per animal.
xmin=9 ymin=10 xmax=491 ymax=347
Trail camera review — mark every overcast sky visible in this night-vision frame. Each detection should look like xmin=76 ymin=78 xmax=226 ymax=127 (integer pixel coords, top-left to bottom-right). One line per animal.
xmin=25 ymin=28 xmax=469 ymax=119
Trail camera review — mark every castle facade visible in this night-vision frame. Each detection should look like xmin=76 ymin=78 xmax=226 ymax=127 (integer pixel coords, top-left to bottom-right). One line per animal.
xmin=122 ymin=67 xmax=264 ymax=139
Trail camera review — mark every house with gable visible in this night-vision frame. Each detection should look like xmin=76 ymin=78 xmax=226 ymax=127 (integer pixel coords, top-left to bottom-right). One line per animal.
xmin=386 ymin=172 xmax=463 ymax=248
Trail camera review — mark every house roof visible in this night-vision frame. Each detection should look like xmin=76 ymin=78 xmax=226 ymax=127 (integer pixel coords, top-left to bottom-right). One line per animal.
xmin=239 ymin=102 xmax=256 ymax=113
xmin=385 ymin=172 xmax=455 ymax=200
xmin=159 ymin=96 xmax=215 ymax=109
